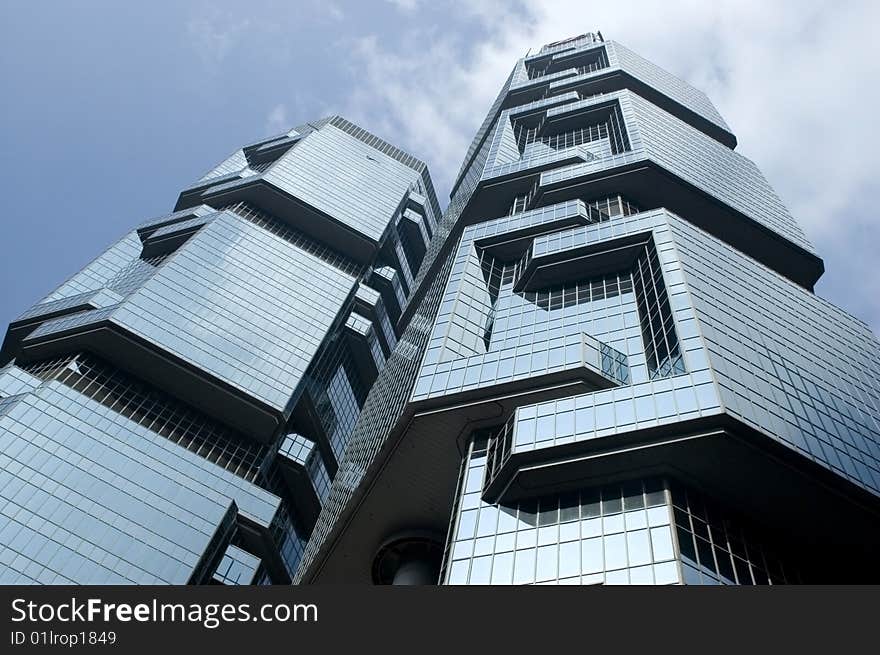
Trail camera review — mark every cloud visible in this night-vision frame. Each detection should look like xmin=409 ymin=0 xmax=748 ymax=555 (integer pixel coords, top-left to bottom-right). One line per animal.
xmin=262 ymin=92 xmax=336 ymax=140
xmin=186 ymin=9 xmax=252 ymax=67
xmin=265 ymin=104 xmax=289 ymax=135
xmin=341 ymin=3 xmax=535 ymax=196
xmin=325 ymin=3 xmax=345 ymax=21
xmin=384 ymin=0 xmax=420 ymax=11
xmin=343 ymin=0 xmax=880 ymax=330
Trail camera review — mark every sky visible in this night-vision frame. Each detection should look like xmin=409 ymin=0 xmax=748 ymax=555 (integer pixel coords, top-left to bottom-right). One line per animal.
xmin=1 ymin=0 xmax=878 ymax=336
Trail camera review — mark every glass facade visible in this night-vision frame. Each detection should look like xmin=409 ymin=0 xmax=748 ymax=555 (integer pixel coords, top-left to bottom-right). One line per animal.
xmin=0 ymin=116 xmax=440 ymax=584
xmin=2 ymin=31 xmax=879 ymax=586
xmin=443 ymin=438 xmax=681 ymax=585
xmin=293 ymin=32 xmax=880 ymax=584
xmin=443 ymin=436 xmax=803 ymax=585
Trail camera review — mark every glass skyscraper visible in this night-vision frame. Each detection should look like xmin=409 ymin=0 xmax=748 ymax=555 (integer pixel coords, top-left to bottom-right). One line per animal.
xmin=294 ymin=33 xmax=880 ymax=585
xmin=0 ymin=116 xmax=440 ymax=583
xmin=2 ymin=33 xmax=879 ymax=585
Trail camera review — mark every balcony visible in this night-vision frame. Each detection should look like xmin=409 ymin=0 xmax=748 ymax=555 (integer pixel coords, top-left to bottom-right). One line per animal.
xmin=482 ymin=337 xmax=628 ymax=500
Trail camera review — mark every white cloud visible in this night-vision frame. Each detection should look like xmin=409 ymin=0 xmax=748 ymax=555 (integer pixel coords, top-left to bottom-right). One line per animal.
xmin=343 ymin=0 xmax=880 ymax=329
xmin=266 ymin=104 xmax=289 ymax=135
xmin=342 ymin=5 xmax=532 ymax=196
xmin=326 ymin=3 xmax=345 ymax=21
xmin=384 ymin=0 xmax=420 ymax=11
xmin=186 ymin=9 xmax=252 ymax=67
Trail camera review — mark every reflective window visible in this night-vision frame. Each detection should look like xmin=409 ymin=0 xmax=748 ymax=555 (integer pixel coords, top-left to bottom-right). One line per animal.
xmin=441 ymin=440 xmax=680 ymax=585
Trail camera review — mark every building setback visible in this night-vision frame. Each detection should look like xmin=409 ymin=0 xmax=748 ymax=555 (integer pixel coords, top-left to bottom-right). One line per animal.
xmin=0 ymin=116 xmax=440 ymax=583
xmin=295 ymin=33 xmax=880 ymax=585
xmin=2 ymin=33 xmax=879 ymax=585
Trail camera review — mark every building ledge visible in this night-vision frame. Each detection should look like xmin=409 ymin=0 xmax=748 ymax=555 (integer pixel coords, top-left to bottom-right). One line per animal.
xmin=537 ymin=160 xmax=824 ymax=289
xmin=16 ymin=319 xmax=282 ymax=441
xmin=513 ymin=230 xmax=649 ymax=292
xmin=175 ymin=177 xmax=382 ymax=266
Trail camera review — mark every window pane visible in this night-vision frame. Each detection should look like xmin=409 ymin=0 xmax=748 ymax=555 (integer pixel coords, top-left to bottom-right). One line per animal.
xmin=650 ymin=525 xmax=675 ymax=561
xmin=604 ymin=533 xmax=627 ymax=570
xmin=581 ymin=537 xmax=603 ymax=574
xmin=559 ymin=540 xmax=580 ymax=578
xmin=627 ymin=529 xmax=652 ymax=567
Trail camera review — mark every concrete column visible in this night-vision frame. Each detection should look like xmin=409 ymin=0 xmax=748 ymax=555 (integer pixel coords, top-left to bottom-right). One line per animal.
xmin=372 ymin=532 xmax=443 ymax=585
xmin=391 ymin=553 xmax=436 ymax=585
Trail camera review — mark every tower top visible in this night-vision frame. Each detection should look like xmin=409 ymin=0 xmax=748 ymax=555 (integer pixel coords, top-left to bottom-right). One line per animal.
xmin=538 ymin=31 xmax=604 ymax=55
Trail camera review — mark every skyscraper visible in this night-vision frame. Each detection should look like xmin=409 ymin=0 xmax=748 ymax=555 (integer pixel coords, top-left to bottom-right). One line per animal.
xmin=0 ymin=116 xmax=441 ymax=583
xmin=2 ymin=32 xmax=879 ymax=587
xmin=293 ymin=33 xmax=880 ymax=585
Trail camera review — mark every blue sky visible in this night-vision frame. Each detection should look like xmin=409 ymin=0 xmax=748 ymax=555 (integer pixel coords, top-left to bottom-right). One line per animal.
xmin=1 ymin=0 xmax=879 ymax=335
